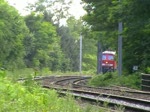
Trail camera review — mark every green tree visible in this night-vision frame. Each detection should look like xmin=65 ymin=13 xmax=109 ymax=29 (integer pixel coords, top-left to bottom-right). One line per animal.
xmin=82 ymin=0 xmax=118 ymax=49
xmin=82 ymin=38 xmax=97 ymax=71
xmin=24 ymin=13 xmax=63 ymax=71
xmin=0 ymin=0 xmax=29 ymax=69
xmin=82 ymin=0 xmax=150 ymax=73
xmin=58 ymin=17 xmax=97 ymax=72
xmin=58 ymin=17 xmax=81 ymax=71
xmin=26 ymin=0 xmax=98 ymax=72
xmin=25 ymin=0 xmax=74 ymax=72
xmin=27 ymin=0 xmax=72 ymax=26
xmin=121 ymin=0 xmax=150 ymax=73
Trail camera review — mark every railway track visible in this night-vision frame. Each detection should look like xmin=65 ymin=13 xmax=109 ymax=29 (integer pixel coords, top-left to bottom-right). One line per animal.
xmin=18 ymin=75 xmax=150 ymax=112
xmin=44 ymin=85 xmax=150 ymax=112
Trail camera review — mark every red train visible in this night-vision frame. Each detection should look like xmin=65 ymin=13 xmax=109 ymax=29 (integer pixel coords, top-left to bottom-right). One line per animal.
xmin=102 ymin=51 xmax=117 ymax=73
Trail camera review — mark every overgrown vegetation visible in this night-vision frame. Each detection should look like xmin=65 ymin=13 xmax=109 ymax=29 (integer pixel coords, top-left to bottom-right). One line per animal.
xmin=88 ymin=72 xmax=141 ymax=89
xmin=1 ymin=70 xmax=116 ymax=112
xmin=145 ymin=67 xmax=150 ymax=74
xmin=0 ymin=71 xmax=83 ymax=112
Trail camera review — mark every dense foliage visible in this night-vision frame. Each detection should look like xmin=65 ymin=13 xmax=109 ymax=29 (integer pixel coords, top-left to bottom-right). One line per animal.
xmin=0 ymin=0 xmax=97 ymax=72
xmin=26 ymin=0 xmax=97 ymax=72
xmin=0 ymin=0 xmax=29 ymax=69
xmin=58 ymin=17 xmax=97 ymax=72
xmin=1 ymin=0 xmax=150 ymax=74
xmin=82 ymin=0 xmax=150 ymax=73
xmin=24 ymin=13 xmax=64 ymax=71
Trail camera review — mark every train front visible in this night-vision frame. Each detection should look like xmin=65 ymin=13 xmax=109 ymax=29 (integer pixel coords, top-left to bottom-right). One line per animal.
xmin=102 ymin=51 xmax=116 ymax=73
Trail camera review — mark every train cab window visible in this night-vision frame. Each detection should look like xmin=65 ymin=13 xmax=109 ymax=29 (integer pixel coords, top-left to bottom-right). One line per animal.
xmin=102 ymin=55 xmax=107 ymax=60
xmin=108 ymin=55 xmax=114 ymax=60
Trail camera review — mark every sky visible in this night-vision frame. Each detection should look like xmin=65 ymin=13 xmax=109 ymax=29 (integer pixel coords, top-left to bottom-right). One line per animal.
xmin=6 ymin=0 xmax=86 ymax=19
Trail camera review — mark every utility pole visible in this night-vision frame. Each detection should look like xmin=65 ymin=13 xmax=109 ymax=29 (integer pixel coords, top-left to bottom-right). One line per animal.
xmin=79 ymin=34 xmax=82 ymax=74
xmin=118 ymin=0 xmax=122 ymax=76
xmin=97 ymin=42 xmax=102 ymax=74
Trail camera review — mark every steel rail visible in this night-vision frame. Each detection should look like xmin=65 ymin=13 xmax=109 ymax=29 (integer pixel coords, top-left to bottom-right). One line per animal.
xmin=43 ymin=85 xmax=150 ymax=112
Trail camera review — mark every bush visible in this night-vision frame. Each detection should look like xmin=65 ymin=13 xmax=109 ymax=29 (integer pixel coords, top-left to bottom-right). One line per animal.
xmin=145 ymin=67 xmax=150 ymax=74
xmin=88 ymin=72 xmax=141 ymax=89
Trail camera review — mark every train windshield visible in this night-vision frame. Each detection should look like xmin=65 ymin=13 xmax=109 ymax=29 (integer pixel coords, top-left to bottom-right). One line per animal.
xmin=102 ymin=55 xmax=107 ymax=60
xmin=108 ymin=55 xmax=114 ymax=60
xmin=102 ymin=54 xmax=114 ymax=60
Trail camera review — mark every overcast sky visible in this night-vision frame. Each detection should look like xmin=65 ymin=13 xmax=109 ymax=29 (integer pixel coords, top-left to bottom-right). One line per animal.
xmin=7 ymin=0 xmax=86 ymax=19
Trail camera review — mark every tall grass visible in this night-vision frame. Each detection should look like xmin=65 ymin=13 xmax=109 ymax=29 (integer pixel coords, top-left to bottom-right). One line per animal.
xmin=1 ymin=70 xmax=110 ymax=112
xmin=5 ymin=68 xmax=94 ymax=81
xmin=0 ymin=71 xmax=83 ymax=112
xmin=88 ymin=72 xmax=141 ymax=89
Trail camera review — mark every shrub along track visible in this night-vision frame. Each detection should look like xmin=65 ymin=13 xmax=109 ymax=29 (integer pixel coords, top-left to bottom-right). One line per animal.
xmin=19 ymin=75 xmax=150 ymax=112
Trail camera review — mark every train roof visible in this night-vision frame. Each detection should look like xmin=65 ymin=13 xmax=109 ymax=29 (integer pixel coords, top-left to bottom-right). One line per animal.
xmin=102 ymin=51 xmax=116 ymax=55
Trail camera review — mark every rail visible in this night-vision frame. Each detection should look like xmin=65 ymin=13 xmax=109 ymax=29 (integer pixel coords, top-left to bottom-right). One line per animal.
xmin=141 ymin=73 xmax=150 ymax=91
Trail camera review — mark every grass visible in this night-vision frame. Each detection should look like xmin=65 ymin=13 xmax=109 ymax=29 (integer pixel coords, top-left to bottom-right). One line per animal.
xmin=0 ymin=72 xmax=82 ymax=112
xmin=5 ymin=68 xmax=94 ymax=82
xmin=0 ymin=69 xmax=111 ymax=112
xmin=88 ymin=72 xmax=141 ymax=90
